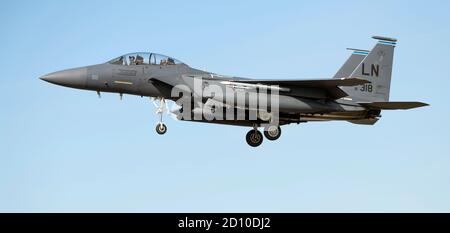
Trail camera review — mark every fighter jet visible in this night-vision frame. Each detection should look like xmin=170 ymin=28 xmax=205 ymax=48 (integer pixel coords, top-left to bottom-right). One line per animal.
xmin=40 ymin=36 xmax=428 ymax=147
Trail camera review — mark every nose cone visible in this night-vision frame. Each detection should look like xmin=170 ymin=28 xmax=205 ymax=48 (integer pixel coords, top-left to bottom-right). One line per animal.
xmin=40 ymin=67 xmax=87 ymax=89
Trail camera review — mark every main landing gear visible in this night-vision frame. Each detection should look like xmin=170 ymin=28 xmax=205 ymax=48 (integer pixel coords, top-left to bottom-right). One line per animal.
xmin=154 ymin=97 xmax=167 ymax=135
xmin=245 ymin=125 xmax=282 ymax=147
xmin=246 ymin=128 xmax=264 ymax=147
xmin=263 ymin=125 xmax=282 ymax=141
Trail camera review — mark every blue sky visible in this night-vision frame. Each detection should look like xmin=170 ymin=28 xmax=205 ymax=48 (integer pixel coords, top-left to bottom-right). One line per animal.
xmin=1 ymin=0 xmax=449 ymax=212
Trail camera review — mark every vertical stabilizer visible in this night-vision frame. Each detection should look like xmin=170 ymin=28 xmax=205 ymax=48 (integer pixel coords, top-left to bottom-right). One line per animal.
xmin=343 ymin=36 xmax=397 ymax=102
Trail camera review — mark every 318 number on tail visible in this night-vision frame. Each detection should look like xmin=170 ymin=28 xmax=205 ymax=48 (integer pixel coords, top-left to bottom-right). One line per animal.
xmin=360 ymin=84 xmax=373 ymax=93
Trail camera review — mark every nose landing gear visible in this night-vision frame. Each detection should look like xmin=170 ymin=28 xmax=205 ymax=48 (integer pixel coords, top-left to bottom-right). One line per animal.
xmin=156 ymin=123 xmax=167 ymax=135
xmin=154 ymin=97 xmax=167 ymax=135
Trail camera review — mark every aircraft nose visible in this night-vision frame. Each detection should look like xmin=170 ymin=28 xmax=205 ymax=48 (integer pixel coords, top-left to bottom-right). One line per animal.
xmin=40 ymin=67 xmax=88 ymax=89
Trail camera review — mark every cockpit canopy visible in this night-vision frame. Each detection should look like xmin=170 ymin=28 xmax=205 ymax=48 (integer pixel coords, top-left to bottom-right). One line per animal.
xmin=108 ymin=52 xmax=185 ymax=66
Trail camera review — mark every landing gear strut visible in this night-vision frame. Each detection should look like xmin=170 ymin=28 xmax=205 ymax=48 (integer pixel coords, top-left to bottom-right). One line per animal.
xmin=155 ymin=97 xmax=167 ymax=135
xmin=246 ymin=126 xmax=263 ymax=147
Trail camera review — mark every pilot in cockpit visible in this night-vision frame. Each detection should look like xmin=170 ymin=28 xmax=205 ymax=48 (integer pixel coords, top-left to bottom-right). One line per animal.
xmin=135 ymin=55 xmax=144 ymax=65
xmin=167 ymin=58 xmax=175 ymax=65
xmin=129 ymin=56 xmax=136 ymax=65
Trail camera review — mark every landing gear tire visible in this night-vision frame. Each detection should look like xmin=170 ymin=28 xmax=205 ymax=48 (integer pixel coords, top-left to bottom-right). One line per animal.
xmin=156 ymin=123 xmax=167 ymax=135
xmin=246 ymin=130 xmax=263 ymax=147
xmin=264 ymin=125 xmax=281 ymax=141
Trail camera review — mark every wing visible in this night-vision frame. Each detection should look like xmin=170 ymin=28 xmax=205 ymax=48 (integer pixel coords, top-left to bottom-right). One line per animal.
xmin=229 ymin=77 xmax=370 ymax=99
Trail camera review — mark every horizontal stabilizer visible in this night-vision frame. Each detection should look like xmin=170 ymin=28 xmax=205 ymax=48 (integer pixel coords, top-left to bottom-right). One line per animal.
xmin=348 ymin=118 xmax=379 ymax=125
xmin=359 ymin=101 xmax=429 ymax=110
